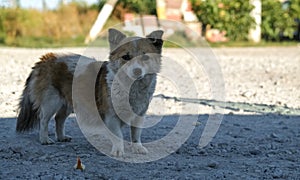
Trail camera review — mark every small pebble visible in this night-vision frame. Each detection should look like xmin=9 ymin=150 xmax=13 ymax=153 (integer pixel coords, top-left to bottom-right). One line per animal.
xmin=22 ymin=161 xmax=32 ymax=166
xmin=249 ymin=149 xmax=262 ymax=155
xmin=272 ymin=168 xmax=283 ymax=178
xmin=207 ymin=161 xmax=218 ymax=169
xmin=270 ymin=133 xmax=279 ymax=138
xmin=192 ymin=121 xmax=201 ymax=126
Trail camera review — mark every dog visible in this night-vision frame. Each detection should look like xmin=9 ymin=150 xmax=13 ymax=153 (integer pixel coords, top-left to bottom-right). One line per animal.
xmin=16 ymin=28 xmax=164 ymax=156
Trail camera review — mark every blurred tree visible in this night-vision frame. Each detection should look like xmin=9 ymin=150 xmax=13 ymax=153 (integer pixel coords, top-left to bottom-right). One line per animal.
xmin=261 ymin=0 xmax=296 ymax=41
xmin=290 ymin=0 xmax=300 ymax=40
xmin=95 ymin=0 xmax=107 ymax=10
xmin=191 ymin=0 xmax=255 ymax=41
xmin=109 ymin=0 xmax=156 ymax=20
xmin=42 ymin=0 xmax=47 ymax=10
xmin=290 ymin=0 xmax=300 ymax=20
xmin=0 ymin=2 xmax=98 ymax=46
xmin=11 ymin=0 xmax=20 ymax=8
xmin=119 ymin=0 xmax=156 ymax=15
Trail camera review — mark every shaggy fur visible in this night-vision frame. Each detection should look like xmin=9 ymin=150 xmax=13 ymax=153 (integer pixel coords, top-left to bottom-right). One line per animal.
xmin=16 ymin=28 xmax=164 ymax=156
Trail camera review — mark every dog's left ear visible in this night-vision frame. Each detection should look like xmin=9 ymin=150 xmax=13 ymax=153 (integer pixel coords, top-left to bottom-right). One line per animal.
xmin=146 ymin=30 xmax=164 ymax=50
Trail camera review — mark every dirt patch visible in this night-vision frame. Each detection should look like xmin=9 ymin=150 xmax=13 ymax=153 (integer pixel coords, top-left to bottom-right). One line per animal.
xmin=0 ymin=114 xmax=299 ymax=179
xmin=0 ymin=47 xmax=299 ymax=178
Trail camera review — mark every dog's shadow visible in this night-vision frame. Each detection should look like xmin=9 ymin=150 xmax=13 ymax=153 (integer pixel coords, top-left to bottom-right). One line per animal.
xmin=1 ymin=105 xmax=299 ymax=175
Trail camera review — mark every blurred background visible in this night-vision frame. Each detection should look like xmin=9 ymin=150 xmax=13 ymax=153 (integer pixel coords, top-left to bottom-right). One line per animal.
xmin=0 ymin=0 xmax=299 ymax=47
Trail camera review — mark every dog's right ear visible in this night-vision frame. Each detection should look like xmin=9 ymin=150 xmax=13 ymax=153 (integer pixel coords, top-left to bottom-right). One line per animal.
xmin=108 ymin=28 xmax=126 ymax=51
xmin=146 ymin=30 xmax=164 ymax=52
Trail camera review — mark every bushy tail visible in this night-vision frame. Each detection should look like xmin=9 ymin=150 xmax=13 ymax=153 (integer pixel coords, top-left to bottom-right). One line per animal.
xmin=16 ymin=73 xmax=39 ymax=132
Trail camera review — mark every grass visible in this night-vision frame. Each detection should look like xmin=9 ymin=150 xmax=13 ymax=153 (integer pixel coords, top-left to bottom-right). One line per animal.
xmin=1 ymin=37 xmax=298 ymax=48
xmin=0 ymin=36 xmax=87 ymax=48
xmin=0 ymin=30 xmax=299 ymax=48
xmin=0 ymin=17 xmax=123 ymax=48
xmin=208 ymin=40 xmax=299 ymax=47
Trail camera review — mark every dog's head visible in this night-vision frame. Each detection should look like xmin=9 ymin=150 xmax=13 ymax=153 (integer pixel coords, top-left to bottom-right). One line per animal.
xmin=108 ymin=28 xmax=164 ymax=80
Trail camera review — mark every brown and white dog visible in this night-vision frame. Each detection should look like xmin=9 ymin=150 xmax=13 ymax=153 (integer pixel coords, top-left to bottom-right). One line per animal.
xmin=16 ymin=28 xmax=164 ymax=156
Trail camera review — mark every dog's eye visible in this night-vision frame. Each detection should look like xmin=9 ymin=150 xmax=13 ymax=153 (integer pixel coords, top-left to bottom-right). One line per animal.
xmin=122 ymin=54 xmax=131 ymax=61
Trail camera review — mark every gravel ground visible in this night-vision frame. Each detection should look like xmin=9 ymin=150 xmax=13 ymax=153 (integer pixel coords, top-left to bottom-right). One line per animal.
xmin=0 ymin=47 xmax=300 ymax=179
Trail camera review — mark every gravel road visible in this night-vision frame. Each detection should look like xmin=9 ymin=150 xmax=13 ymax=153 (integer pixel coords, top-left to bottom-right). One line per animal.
xmin=0 ymin=47 xmax=299 ymax=179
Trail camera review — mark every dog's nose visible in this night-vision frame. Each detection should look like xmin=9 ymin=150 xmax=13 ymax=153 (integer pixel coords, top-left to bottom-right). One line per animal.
xmin=133 ymin=68 xmax=142 ymax=77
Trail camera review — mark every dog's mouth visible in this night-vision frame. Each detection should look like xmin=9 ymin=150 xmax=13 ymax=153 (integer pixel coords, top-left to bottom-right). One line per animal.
xmin=129 ymin=75 xmax=144 ymax=81
xmin=133 ymin=73 xmax=156 ymax=81
xmin=135 ymin=76 xmax=144 ymax=80
xmin=128 ymin=71 xmax=156 ymax=81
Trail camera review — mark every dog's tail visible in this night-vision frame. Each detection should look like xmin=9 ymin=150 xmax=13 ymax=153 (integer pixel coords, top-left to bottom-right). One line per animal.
xmin=16 ymin=72 xmax=39 ymax=132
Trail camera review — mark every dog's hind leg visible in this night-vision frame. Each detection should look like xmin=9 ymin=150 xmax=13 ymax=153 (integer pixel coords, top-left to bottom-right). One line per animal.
xmin=39 ymin=89 xmax=63 ymax=145
xmin=39 ymin=106 xmax=57 ymax=145
xmin=55 ymin=105 xmax=72 ymax=142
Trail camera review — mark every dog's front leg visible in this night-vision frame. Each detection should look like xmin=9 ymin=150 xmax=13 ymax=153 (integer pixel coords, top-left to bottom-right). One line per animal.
xmin=106 ymin=117 xmax=124 ymax=157
xmin=130 ymin=117 xmax=148 ymax=154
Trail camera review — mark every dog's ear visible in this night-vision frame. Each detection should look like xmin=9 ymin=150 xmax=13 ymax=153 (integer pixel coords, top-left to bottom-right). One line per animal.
xmin=108 ymin=28 xmax=126 ymax=51
xmin=146 ymin=30 xmax=164 ymax=51
xmin=147 ymin=30 xmax=164 ymax=39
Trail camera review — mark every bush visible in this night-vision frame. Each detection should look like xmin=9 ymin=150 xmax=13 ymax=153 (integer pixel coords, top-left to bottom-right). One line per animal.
xmin=191 ymin=0 xmax=255 ymax=41
xmin=117 ymin=0 xmax=156 ymax=15
xmin=0 ymin=2 xmax=98 ymax=47
xmin=111 ymin=0 xmax=156 ymax=21
xmin=290 ymin=0 xmax=300 ymax=20
xmin=261 ymin=0 xmax=295 ymax=41
xmin=191 ymin=0 xmax=300 ymax=42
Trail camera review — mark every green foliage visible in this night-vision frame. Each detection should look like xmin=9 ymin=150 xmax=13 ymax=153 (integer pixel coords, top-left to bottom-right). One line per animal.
xmin=191 ymin=0 xmax=255 ymax=41
xmin=93 ymin=0 xmax=107 ymax=11
xmin=208 ymin=40 xmax=299 ymax=47
xmin=290 ymin=0 xmax=300 ymax=20
xmin=0 ymin=2 xmax=98 ymax=47
xmin=117 ymin=0 xmax=157 ymax=15
xmin=0 ymin=8 xmax=42 ymax=45
xmin=261 ymin=0 xmax=296 ymax=41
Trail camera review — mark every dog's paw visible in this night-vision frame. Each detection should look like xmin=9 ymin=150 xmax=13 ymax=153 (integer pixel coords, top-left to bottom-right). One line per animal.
xmin=57 ymin=135 xmax=72 ymax=142
xmin=110 ymin=144 xmax=124 ymax=157
xmin=131 ymin=143 xmax=148 ymax=154
xmin=40 ymin=137 xmax=55 ymax=145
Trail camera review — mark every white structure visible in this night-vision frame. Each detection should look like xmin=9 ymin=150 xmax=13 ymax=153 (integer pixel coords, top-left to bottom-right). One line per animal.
xmin=249 ymin=0 xmax=262 ymax=43
xmin=85 ymin=0 xmax=118 ymax=44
